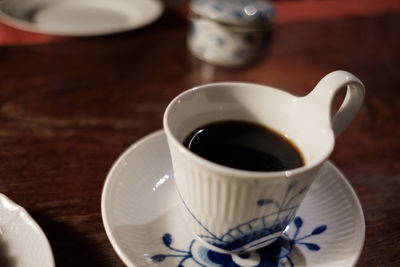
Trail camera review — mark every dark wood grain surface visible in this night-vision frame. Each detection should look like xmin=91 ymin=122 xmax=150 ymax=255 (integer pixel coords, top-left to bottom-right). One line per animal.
xmin=0 ymin=1 xmax=399 ymax=266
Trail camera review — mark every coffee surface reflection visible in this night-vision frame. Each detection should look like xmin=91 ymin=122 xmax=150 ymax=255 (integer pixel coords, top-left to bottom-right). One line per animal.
xmin=184 ymin=120 xmax=305 ymax=172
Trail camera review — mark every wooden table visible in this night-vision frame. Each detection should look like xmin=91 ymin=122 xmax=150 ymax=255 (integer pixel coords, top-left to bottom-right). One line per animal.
xmin=0 ymin=1 xmax=399 ymax=266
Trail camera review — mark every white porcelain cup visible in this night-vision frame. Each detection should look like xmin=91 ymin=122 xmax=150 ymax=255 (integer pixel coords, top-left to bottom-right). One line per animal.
xmin=163 ymin=70 xmax=365 ymax=252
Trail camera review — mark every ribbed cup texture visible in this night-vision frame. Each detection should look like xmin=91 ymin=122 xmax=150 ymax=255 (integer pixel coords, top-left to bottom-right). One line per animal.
xmin=168 ymin=140 xmax=319 ymax=252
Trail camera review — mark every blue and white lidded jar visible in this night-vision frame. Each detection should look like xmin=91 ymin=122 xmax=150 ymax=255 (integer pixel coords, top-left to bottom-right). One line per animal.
xmin=188 ymin=0 xmax=276 ymax=67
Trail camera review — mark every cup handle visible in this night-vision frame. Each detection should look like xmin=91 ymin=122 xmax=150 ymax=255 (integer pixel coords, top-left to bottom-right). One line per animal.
xmin=305 ymin=70 xmax=365 ymax=137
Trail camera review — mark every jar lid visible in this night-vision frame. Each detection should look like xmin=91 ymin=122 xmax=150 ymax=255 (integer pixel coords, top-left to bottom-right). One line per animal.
xmin=190 ymin=0 xmax=276 ymax=26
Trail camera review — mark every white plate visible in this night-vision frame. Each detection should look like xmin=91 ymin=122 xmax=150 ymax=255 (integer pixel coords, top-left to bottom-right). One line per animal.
xmin=102 ymin=130 xmax=365 ymax=267
xmin=0 ymin=0 xmax=164 ymax=36
xmin=0 ymin=194 xmax=55 ymax=267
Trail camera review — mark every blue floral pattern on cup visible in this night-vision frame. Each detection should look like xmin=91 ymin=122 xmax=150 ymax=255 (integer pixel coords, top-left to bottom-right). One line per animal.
xmin=181 ymin=181 xmax=309 ymax=252
xmin=152 ymin=216 xmax=327 ymax=266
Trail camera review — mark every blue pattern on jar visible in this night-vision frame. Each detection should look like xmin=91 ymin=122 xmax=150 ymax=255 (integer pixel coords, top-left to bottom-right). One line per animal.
xmin=216 ymin=36 xmax=225 ymax=46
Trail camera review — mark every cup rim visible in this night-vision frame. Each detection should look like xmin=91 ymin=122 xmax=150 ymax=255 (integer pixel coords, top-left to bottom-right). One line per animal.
xmin=163 ymin=82 xmax=335 ymax=179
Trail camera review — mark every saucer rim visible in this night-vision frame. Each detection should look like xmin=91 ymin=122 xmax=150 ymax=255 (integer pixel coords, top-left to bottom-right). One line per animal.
xmin=101 ymin=129 xmax=165 ymax=267
xmin=0 ymin=0 xmax=164 ymax=36
xmin=101 ymin=129 xmax=365 ymax=267
xmin=0 ymin=193 xmax=55 ymax=267
xmin=325 ymin=160 xmax=366 ymax=266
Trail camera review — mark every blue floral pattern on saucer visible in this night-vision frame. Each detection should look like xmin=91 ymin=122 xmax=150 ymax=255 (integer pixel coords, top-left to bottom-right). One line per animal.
xmin=152 ymin=216 xmax=327 ymax=267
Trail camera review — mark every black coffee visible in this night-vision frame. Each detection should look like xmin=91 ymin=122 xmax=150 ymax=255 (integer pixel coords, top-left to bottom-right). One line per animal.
xmin=183 ymin=120 xmax=304 ymax=172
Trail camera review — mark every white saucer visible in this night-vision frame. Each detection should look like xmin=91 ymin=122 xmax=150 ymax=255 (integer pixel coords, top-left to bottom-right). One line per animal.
xmin=0 ymin=0 xmax=164 ymax=36
xmin=0 ymin=194 xmax=55 ymax=267
xmin=102 ymin=130 xmax=365 ymax=267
